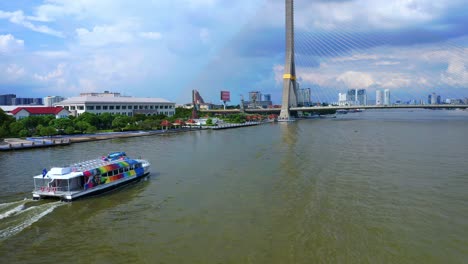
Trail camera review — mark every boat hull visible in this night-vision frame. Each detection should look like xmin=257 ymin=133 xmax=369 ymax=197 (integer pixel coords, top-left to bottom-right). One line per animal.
xmin=33 ymin=172 xmax=150 ymax=202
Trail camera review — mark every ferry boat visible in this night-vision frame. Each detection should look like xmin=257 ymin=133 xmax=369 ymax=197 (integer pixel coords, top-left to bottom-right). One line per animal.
xmin=32 ymin=152 xmax=150 ymax=202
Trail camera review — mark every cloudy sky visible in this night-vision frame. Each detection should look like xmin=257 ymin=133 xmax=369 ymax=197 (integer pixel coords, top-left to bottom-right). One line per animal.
xmin=0 ymin=0 xmax=467 ymax=104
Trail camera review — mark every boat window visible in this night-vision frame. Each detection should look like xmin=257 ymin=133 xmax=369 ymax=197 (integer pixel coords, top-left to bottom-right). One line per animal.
xmin=114 ymin=170 xmax=118 ymax=175
xmin=108 ymin=171 xmax=113 ymax=176
xmin=119 ymin=168 xmax=123 ymax=173
xmin=124 ymin=167 xmax=129 ymax=172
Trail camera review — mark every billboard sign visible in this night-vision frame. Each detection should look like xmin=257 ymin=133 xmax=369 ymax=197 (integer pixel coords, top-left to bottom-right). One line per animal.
xmin=220 ymin=91 xmax=230 ymax=102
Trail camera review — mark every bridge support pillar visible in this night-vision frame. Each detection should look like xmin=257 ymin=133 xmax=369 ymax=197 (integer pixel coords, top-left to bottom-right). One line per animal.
xmin=279 ymin=0 xmax=298 ymax=121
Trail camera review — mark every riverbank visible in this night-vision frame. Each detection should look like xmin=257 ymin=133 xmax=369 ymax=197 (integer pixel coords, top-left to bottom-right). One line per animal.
xmin=0 ymin=122 xmax=267 ymax=151
xmin=0 ymin=128 xmax=201 ymax=151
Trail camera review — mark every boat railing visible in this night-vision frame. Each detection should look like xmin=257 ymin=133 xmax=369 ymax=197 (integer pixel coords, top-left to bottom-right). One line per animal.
xmin=35 ymin=186 xmax=64 ymax=193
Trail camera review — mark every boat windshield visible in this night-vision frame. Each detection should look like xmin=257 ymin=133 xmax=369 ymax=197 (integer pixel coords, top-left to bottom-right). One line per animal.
xmin=107 ymin=152 xmax=127 ymax=160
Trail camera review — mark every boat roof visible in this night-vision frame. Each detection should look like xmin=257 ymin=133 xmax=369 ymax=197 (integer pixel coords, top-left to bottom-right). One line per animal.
xmin=34 ymin=155 xmax=141 ymax=180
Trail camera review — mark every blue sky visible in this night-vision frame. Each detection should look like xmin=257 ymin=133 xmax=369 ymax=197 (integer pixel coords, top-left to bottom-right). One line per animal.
xmin=0 ymin=0 xmax=467 ymax=104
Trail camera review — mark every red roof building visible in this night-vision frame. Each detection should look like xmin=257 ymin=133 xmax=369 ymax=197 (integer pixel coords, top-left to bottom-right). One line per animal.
xmin=11 ymin=107 xmax=70 ymax=120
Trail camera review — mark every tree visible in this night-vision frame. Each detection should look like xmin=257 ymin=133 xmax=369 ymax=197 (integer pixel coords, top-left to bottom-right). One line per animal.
xmin=65 ymin=126 xmax=75 ymax=135
xmin=98 ymin=113 xmax=113 ymax=130
xmin=85 ymin=125 xmax=97 ymax=134
xmin=173 ymin=107 xmax=192 ymax=119
xmin=9 ymin=122 xmax=25 ymax=136
xmin=141 ymin=119 xmax=156 ymax=130
xmin=75 ymin=121 xmax=90 ymax=133
xmin=206 ymin=118 xmax=213 ymax=125
xmin=112 ymin=115 xmax=130 ymax=131
xmin=0 ymin=108 xmax=12 ymax=123
xmin=40 ymin=126 xmax=57 ymax=137
xmin=19 ymin=129 xmax=29 ymax=137
xmin=50 ymin=118 xmax=73 ymax=133
xmin=0 ymin=124 xmax=9 ymax=138
xmin=76 ymin=112 xmax=100 ymax=128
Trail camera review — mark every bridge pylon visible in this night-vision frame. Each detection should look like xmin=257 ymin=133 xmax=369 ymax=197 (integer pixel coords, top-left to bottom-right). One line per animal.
xmin=279 ymin=0 xmax=298 ymax=121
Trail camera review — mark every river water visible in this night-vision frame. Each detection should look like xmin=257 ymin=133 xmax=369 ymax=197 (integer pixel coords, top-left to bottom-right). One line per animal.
xmin=1 ymin=109 xmax=467 ymax=263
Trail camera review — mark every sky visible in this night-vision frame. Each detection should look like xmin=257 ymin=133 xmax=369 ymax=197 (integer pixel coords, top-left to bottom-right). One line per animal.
xmin=0 ymin=0 xmax=467 ymax=104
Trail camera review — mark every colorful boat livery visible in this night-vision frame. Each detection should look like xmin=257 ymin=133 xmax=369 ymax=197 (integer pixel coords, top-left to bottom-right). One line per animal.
xmin=32 ymin=152 xmax=150 ymax=201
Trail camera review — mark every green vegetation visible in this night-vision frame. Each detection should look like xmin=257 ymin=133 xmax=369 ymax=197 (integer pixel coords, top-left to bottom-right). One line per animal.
xmin=0 ymin=107 xmax=281 ymax=139
xmin=222 ymin=114 xmax=247 ymax=124
xmin=0 ymin=108 xmax=195 ymax=139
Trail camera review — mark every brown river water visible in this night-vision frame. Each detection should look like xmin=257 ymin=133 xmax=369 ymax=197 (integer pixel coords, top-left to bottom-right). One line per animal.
xmin=1 ymin=109 xmax=467 ymax=263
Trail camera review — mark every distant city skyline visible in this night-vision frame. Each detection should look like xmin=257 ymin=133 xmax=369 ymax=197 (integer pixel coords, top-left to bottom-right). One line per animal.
xmin=0 ymin=0 xmax=467 ymax=104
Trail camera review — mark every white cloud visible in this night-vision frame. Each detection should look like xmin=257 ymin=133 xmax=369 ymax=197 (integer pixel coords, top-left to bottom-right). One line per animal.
xmin=259 ymin=0 xmax=458 ymax=31
xmin=139 ymin=32 xmax=162 ymax=40
xmin=0 ymin=10 xmax=63 ymax=37
xmin=0 ymin=34 xmax=24 ymax=53
xmin=6 ymin=64 xmax=25 ymax=79
xmin=336 ymin=71 xmax=375 ymax=88
xmin=273 ymin=64 xmax=284 ymax=84
xmin=76 ymin=24 xmax=134 ymax=46
xmin=375 ymin=61 xmax=400 ymax=66
xmin=34 ymin=50 xmax=70 ymax=58
xmin=34 ymin=63 xmax=66 ymax=81
xmin=441 ymin=59 xmax=468 ymax=86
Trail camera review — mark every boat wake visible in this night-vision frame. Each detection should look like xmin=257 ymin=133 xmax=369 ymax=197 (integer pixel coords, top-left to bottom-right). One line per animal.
xmin=0 ymin=200 xmax=64 ymax=241
xmin=0 ymin=199 xmax=30 ymax=220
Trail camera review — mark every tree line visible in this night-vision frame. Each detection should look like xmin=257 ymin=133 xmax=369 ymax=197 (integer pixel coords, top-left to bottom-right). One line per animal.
xmin=0 ymin=107 xmax=195 ymax=138
xmin=0 ymin=107 xmax=262 ymax=138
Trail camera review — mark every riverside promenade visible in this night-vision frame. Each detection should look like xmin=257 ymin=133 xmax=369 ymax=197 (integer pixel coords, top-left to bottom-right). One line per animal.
xmin=0 ymin=128 xmax=198 ymax=151
xmin=0 ymin=121 xmax=271 ymax=151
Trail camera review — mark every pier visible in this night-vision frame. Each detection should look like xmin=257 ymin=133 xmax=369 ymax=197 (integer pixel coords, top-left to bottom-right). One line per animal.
xmin=0 ymin=138 xmax=71 ymax=151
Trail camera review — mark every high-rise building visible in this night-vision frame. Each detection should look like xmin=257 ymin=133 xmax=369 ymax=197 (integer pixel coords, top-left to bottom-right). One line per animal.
xmin=297 ymin=88 xmax=311 ymax=106
xmin=44 ymin=96 xmax=66 ymax=107
xmin=431 ymin=93 xmax=437 ymax=105
xmin=12 ymin=97 xmax=43 ymax=105
xmin=249 ymin=91 xmax=262 ymax=102
xmin=428 ymin=94 xmax=432 ymax=104
xmin=347 ymin=89 xmax=356 ymax=102
xmin=338 ymin=93 xmax=347 ymax=105
xmin=0 ymin=94 xmax=16 ymax=105
xmin=384 ymin=89 xmax=390 ymax=105
xmin=376 ymin=90 xmax=383 ymax=105
xmin=263 ymin=94 xmax=271 ymax=101
xmin=357 ymin=89 xmax=367 ymax=105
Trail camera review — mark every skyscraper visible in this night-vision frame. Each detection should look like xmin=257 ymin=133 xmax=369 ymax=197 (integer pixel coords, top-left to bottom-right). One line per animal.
xmin=376 ymin=90 xmax=383 ymax=105
xmin=357 ymin=89 xmax=367 ymax=105
xmin=347 ymin=89 xmax=356 ymax=102
xmin=0 ymin=94 xmax=16 ymax=105
xmin=297 ymin=88 xmax=311 ymax=106
xmin=431 ymin=93 xmax=437 ymax=105
xmin=44 ymin=96 xmax=66 ymax=107
xmin=384 ymin=89 xmax=390 ymax=105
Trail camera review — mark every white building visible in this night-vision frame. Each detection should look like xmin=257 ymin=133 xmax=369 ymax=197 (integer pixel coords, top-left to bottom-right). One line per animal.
xmin=376 ymin=90 xmax=383 ymax=105
xmin=297 ymin=88 xmax=311 ymax=106
xmin=384 ymin=89 xmax=391 ymax=105
xmin=11 ymin=107 xmax=69 ymax=120
xmin=44 ymin=96 xmax=66 ymax=107
xmin=338 ymin=89 xmax=366 ymax=105
xmin=55 ymin=92 xmax=175 ymax=117
xmin=357 ymin=89 xmax=367 ymax=105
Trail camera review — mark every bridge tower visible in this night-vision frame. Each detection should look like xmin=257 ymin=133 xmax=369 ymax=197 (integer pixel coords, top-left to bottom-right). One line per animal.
xmin=191 ymin=89 xmax=205 ymax=119
xmin=279 ymin=0 xmax=298 ymax=120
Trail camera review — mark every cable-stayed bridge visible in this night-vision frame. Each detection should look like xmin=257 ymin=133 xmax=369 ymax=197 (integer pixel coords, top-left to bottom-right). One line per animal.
xmin=197 ymin=0 xmax=467 ymax=117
